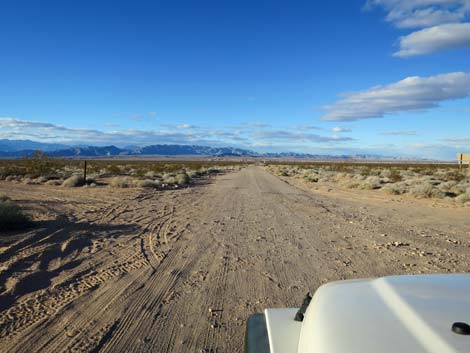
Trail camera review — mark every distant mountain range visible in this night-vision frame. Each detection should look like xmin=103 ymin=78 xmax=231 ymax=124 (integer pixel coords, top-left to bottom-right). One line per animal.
xmin=0 ymin=139 xmax=388 ymax=160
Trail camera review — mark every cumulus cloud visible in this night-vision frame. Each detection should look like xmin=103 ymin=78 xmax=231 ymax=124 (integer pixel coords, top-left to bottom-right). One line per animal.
xmin=332 ymin=126 xmax=352 ymax=132
xmin=365 ymin=0 xmax=470 ymax=28
xmin=322 ymin=72 xmax=470 ymax=121
xmin=395 ymin=23 xmax=470 ymax=56
xmin=365 ymin=0 xmax=470 ymax=56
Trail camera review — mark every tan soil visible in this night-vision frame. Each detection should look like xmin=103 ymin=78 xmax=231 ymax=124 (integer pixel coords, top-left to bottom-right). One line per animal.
xmin=0 ymin=166 xmax=469 ymax=353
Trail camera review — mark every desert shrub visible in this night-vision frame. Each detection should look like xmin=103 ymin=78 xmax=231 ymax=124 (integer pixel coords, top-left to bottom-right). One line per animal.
xmin=410 ymin=182 xmax=444 ymax=198
xmin=162 ymin=176 xmax=177 ymax=185
xmin=62 ymin=175 xmax=85 ymax=187
xmin=207 ymin=167 xmax=220 ymax=174
xmin=380 ymin=169 xmax=392 ymax=178
xmin=450 ymin=182 xmax=469 ymax=195
xmin=187 ymin=170 xmax=200 ymax=178
xmin=443 ymin=170 xmax=466 ymax=182
xmin=0 ymin=194 xmax=10 ymax=202
xmin=359 ymin=176 xmax=382 ymax=190
xmin=110 ymin=177 xmax=132 ymax=188
xmin=344 ymin=182 xmax=360 ymax=189
xmin=22 ymin=177 xmax=34 ymax=185
xmin=175 ymin=173 xmax=190 ymax=185
xmin=438 ymin=180 xmax=457 ymax=192
xmin=389 ymin=169 xmax=402 ymax=182
xmin=135 ymin=179 xmax=160 ymax=188
xmin=303 ymin=174 xmax=319 ymax=183
xmin=383 ymin=183 xmax=407 ymax=195
xmin=456 ymin=192 xmax=470 ymax=204
xmin=0 ymin=201 xmax=32 ymax=230
xmin=144 ymin=171 xmax=159 ymax=179
xmin=106 ymin=164 xmax=121 ymax=175
xmin=22 ymin=150 xmax=56 ymax=177
xmin=34 ymin=176 xmax=49 ymax=183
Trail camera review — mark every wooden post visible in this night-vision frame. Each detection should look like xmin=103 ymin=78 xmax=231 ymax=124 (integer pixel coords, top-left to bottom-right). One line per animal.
xmin=83 ymin=160 xmax=87 ymax=184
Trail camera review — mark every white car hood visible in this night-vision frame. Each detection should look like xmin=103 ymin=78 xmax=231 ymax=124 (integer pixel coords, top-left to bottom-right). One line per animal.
xmin=298 ymin=274 xmax=470 ymax=353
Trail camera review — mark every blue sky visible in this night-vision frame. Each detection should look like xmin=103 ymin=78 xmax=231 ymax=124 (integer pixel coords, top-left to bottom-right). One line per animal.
xmin=1 ymin=0 xmax=470 ymax=159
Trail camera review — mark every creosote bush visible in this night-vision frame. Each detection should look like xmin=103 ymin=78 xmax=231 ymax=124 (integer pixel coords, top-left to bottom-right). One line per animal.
xmin=0 ymin=200 xmax=32 ymax=231
xmin=62 ymin=175 xmax=85 ymax=187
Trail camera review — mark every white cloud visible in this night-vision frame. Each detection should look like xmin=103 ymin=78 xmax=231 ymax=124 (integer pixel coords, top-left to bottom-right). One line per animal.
xmin=441 ymin=136 xmax=470 ymax=144
xmin=290 ymin=125 xmax=322 ymax=130
xmin=176 ymin=124 xmax=198 ymax=129
xmin=332 ymin=126 xmax=352 ymax=132
xmin=365 ymin=0 xmax=470 ymax=28
xmin=395 ymin=23 xmax=470 ymax=56
xmin=380 ymin=130 xmax=417 ymax=135
xmin=0 ymin=118 xmax=243 ymax=146
xmin=322 ymin=72 xmax=470 ymax=121
xmin=253 ymin=130 xmax=354 ymax=143
xmin=243 ymin=121 xmax=271 ymax=128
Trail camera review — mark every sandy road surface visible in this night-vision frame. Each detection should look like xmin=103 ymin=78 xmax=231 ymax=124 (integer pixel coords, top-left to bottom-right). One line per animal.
xmin=1 ymin=166 xmax=470 ymax=353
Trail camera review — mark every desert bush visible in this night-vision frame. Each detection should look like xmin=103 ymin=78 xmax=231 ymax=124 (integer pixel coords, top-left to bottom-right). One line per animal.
xmin=359 ymin=176 xmax=382 ymax=190
xmin=410 ymin=183 xmax=433 ymax=198
xmin=383 ymin=183 xmax=407 ymax=195
xmin=0 ymin=194 xmax=10 ymax=202
xmin=22 ymin=177 xmax=35 ymax=185
xmin=438 ymin=180 xmax=457 ymax=192
xmin=144 ymin=171 xmax=159 ymax=179
xmin=135 ymin=179 xmax=160 ymax=188
xmin=175 ymin=173 xmax=190 ymax=185
xmin=34 ymin=176 xmax=49 ymax=183
xmin=0 ymin=200 xmax=32 ymax=230
xmin=110 ymin=177 xmax=133 ymax=188
xmin=22 ymin=150 xmax=56 ymax=177
xmin=410 ymin=182 xmax=445 ymax=198
xmin=304 ymin=174 xmax=319 ymax=183
xmin=450 ymin=182 xmax=469 ymax=195
xmin=456 ymin=192 xmax=470 ymax=204
xmin=62 ymin=175 xmax=85 ymax=187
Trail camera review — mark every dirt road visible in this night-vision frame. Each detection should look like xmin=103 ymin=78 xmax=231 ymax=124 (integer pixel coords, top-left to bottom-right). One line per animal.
xmin=1 ymin=166 xmax=469 ymax=353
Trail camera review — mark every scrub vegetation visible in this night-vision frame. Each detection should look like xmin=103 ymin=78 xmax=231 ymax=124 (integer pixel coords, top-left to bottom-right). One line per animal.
xmin=267 ymin=162 xmax=470 ymax=204
xmin=0 ymin=152 xmax=247 ymax=190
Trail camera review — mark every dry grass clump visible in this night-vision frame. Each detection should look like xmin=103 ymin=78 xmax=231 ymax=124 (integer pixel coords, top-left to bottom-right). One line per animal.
xmin=0 ymin=199 xmax=32 ymax=231
xmin=62 ymin=175 xmax=85 ymax=187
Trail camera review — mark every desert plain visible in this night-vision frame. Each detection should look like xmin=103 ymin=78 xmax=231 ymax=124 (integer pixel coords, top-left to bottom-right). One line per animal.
xmin=0 ymin=163 xmax=469 ymax=353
